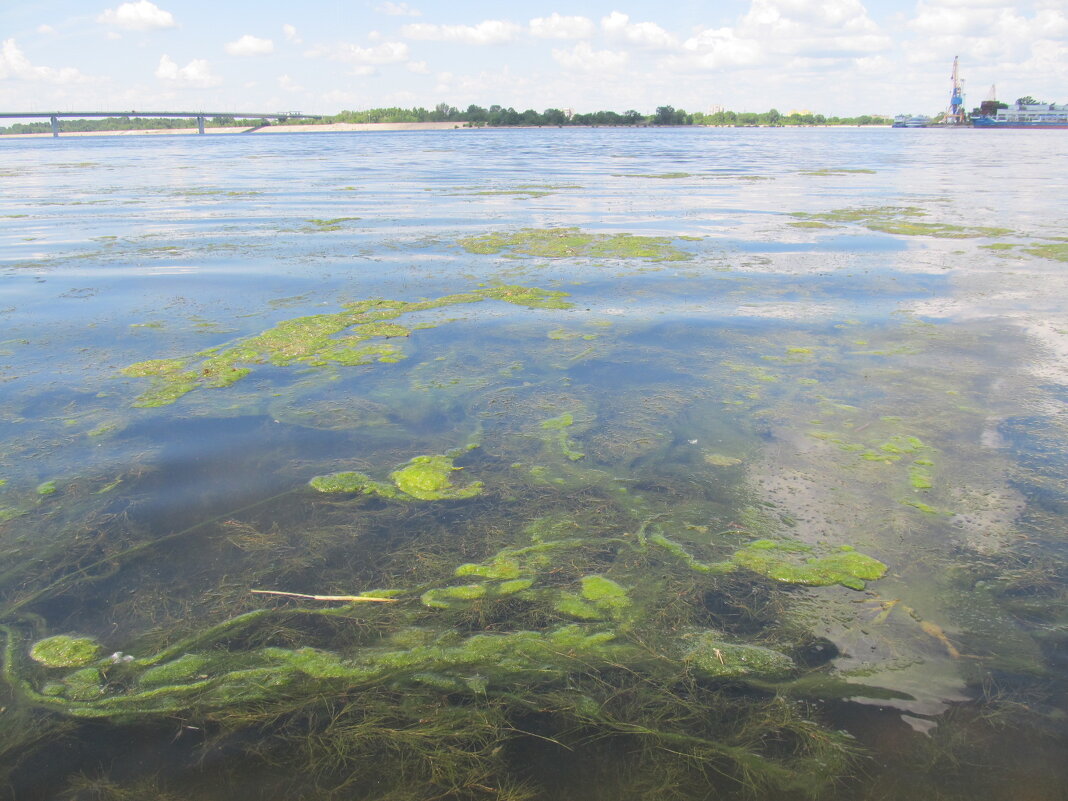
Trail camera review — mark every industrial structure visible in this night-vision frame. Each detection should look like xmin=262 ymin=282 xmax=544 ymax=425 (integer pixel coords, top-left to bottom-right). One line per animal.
xmin=945 ymin=56 xmax=967 ymax=125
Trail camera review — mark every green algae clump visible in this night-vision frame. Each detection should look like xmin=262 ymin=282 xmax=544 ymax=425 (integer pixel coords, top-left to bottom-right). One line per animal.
xmin=311 ymin=453 xmax=482 ymax=502
xmin=391 ymin=455 xmax=483 ymax=500
xmin=789 ymin=206 xmax=1011 ymax=239
xmin=731 ymin=540 xmax=886 ymax=590
xmin=1023 ymin=242 xmax=1068 ymax=262
xmin=421 ymin=585 xmax=487 ymax=608
xmin=540 ymin=412 xmax=585 ymax=461
xmin=29 ymin=635 xmax=103 ymax=668
xmin=309 ymin=472 xmax=402 ymax=499
xmin=684 ymin=631 xmax=796 ymax=680
xmin=580 ymin=575 xmax=630 ymax=612
xmin=458 ymin=227 xmax=691 ymax=261
xmin=122 ymin=286 xmax=571 ymax=406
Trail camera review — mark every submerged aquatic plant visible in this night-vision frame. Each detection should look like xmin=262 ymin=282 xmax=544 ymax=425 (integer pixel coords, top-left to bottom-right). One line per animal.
xmin=29 ymin=635 xmax=102 ymax=668
xmin=121 ymin=285 xmax=572 ymax=407
xmin=310 ymin=449 xmax=483 ymax=501
xmin=731 ymin=539 xmax=886 ymax=590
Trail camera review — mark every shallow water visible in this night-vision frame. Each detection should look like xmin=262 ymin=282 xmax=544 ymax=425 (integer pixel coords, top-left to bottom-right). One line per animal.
xmin=1 ymin=127 xmax=1067 ymax=800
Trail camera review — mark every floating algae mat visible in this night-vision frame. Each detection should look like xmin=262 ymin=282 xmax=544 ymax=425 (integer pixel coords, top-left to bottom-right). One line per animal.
xmin=458 ymin=226 xmax=693 ymax=260
xmin=2 ymin=128 xmax=1068 ymax=801
xmin=120 ymin=286 xmax=571 ymax=407
xmin=789 ymin=205 xmax=1012 ymax=238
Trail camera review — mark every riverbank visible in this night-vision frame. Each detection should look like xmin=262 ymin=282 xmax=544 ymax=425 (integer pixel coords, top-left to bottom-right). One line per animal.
xmin=0 ymin=120 xmax=888 ymax=139
xmin=0 ymin=121 xmax=467 ymax=139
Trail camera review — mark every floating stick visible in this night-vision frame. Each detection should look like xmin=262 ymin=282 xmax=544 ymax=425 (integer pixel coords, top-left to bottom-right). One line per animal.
xmin=251 ymin=589 xmax=399 ymax=603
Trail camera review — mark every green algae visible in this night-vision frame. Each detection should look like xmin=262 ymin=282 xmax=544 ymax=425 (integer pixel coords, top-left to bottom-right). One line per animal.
xmin=308 ymin=471 xmax=401 ymax=498
xmin=35 ymin=481 xmax=57 ymax=496
xmin=311 ymin=451 xmax=482 ymax=502
xmin=1024 ymin=242 xmax=1068 ymax=262
xmin=731 ymin=540 xmax=886 ymax=590
xmin=455 ymin=557 xmax=522 ymax=580
xmin=139 ymin=654 xmax=211 ymax=687
xmin=547 ymin=328 xmax=597 ymax=341
xmin=789 ymin=206 xmax=1011 ymax=238
xmin=421 ymin=584 xmax=487 ymax=608
xmin=580 ymin=575 xmax=630 ymax=614
xmin=539 ymin=412 xmax=585 ymax=461
xmin=704 ymin=453 xmax=742 ymax=467
xmin=650 ymin=532 xmax=733 ymax=575
xmin=554 ymin=595 xmax=604 ymax=619
xmin=29 ymin=635 xmax=102 ymax=668
xmin=684 ymin=630 xmax=796 ymax=680
xmin=121 ymin=286 xmax=571 ymax=406
xmin=305 ymin=217 xmax=360 ymax=231
xmin=390 ymin=454 xmax=483 ymax=500
xmin=909 ymin=464 xmax=934 ymax=489
xmin=457 ymin=226 xmax=691 ymax=261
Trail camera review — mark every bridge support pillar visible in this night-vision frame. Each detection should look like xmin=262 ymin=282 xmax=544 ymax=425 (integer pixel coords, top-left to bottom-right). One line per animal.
xmin=50 ymin=115 xmax=59 ymax=137
xmin=197 ymin=115 xmax=205 ymax=134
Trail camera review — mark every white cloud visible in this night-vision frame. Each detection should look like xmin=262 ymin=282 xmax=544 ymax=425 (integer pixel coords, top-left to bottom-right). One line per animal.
xmin=225 ymin=35 xmax=274 ymax=56
xmin=601 ymin=11 xmax=677 ymax=49
xmin=282 ymin=24 xmax=301 ymax=43
xmin=37 ymin=24 xmax=56 ymax=35
xmin=530 ymin=13 xmax=595 ymax=39
xmin=97 ymin=1 xmax=176 ymax=31
xmin=278 ymin=74 xmax=303 ymax=92
xmin=401 ymin=20 xmax=520 ymax=45
xmin=731 ymin=0 xmax=890 ymax=57
xmin=377 ymin=2 xmax=421 ymax=16
xmin=679 ymin=28 xmax=764 ymax=68
xmin=155 ymin=54 xmax=221 ymax=87
xmin=351 ymin=66 xmax=378 ymax=77
xmin=552 ymin=41 xmax=629 ymax=72
xmin=406 ymin=60 xmax=430 ymax=74
xmin=0 ymin=38 xmax=92 ymax=83
xmin=307 ymin=41 xmax=410 ymax=65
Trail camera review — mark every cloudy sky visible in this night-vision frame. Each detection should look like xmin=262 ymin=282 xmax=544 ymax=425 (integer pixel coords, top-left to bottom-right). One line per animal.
xmin=1 ymin=0 xmax=1065 ymax=118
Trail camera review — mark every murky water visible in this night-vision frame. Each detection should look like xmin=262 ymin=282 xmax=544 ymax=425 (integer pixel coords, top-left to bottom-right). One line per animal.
xmin=2 ymin=128 xmax=1067 ymax=800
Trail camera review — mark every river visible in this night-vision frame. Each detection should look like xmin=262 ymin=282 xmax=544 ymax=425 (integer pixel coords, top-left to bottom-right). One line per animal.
xmin=1 ymin=127 xmax=1066 ymax=800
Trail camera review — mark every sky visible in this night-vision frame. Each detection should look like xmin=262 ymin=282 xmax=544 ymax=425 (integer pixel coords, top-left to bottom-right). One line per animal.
xmin=1 ymin=0 xmax=1065 ymax=118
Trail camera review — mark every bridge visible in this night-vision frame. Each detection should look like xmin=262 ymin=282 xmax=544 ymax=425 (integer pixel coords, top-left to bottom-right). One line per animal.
xmin=0 ymin=110 xmax=322 ymax=137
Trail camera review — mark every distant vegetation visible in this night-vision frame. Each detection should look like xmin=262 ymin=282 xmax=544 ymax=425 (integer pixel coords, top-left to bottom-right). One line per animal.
xmin=0 ymin=104 xmax=890 ymax=135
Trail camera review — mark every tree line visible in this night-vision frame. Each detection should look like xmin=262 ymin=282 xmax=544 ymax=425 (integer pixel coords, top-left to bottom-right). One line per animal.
xmin=0 ymin=104 xmax=889 ymax=135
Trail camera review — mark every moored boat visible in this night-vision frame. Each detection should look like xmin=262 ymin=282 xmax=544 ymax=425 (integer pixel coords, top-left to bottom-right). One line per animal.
xmin=972 ymin=100 xmax=1068 ymax=129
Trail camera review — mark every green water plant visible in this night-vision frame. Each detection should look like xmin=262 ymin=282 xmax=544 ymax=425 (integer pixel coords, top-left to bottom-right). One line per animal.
xmin=121 ymin=286 xmax=571 ymax=407
xmin=731 ymin=539 xmax=887 ymax=590
xmin=683 ymin=630 xmax=796 ymax=679
xmin=540 ymin=412 xmax=585 ymax=461
xmin=310 ymin=451 xmax=483 ymax=501
xmin=789 ymin=206 xmax=1011 ymax=238
xmin=458 ymin=227 xmax=692 ymax=261
xmin=29 ymin=635 xmax=102 ymax=668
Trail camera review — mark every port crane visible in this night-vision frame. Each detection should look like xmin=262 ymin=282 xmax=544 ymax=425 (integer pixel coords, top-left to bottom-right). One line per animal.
xmin=946 ymin=56 xmax=967 ymax=124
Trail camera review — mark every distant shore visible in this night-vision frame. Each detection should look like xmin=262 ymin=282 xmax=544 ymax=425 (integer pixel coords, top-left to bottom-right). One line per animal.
xmin=0 ymin=120 xmax=887 ymax=139
xmin=0 ymin=121 xmax=469 ymax=139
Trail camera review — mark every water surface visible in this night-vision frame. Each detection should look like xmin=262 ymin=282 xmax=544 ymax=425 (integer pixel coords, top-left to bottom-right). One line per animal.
xmin=2 ymin=127 xmax=1067 ymax=801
